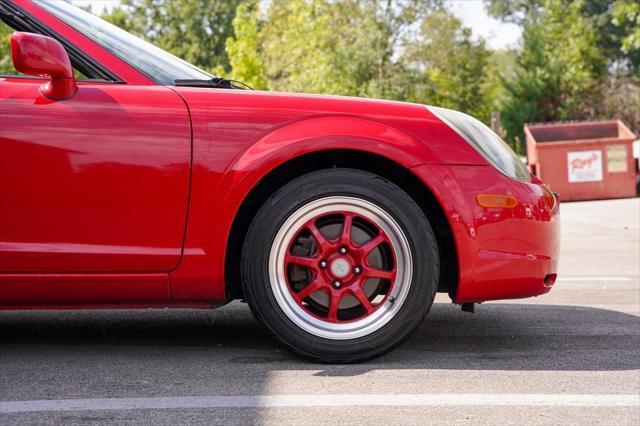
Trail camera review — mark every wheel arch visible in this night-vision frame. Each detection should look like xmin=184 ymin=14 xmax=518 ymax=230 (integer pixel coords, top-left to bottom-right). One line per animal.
xmin=225 ymin=149 xmax=458 ymax=301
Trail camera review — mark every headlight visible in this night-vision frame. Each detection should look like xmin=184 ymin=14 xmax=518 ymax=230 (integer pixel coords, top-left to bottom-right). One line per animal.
xmin=428 ymin=106 xmax=531 ymax=182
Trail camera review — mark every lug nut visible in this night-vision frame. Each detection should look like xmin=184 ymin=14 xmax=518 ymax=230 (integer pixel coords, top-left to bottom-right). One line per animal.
xmin=319 ymin=260 xmax=328 ymax=269
xmin=333 ymin=280 xmax=342 ymax=289
xmin=353 ymin=266 xmax=362 ymax=274
xmin=339 ymin=246 xmax=348 ymax=255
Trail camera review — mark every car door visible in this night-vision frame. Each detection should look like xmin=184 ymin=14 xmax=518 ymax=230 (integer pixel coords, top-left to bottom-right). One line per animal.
xmin=0 ymin=77 xmax=192 ymax=273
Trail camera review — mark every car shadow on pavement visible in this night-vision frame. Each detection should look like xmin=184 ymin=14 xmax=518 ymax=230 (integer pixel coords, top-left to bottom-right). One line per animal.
xmin=1 ymin=301 xmax=638 ymax=374
xmin=0 ymin=301 xmax=637 ymax=426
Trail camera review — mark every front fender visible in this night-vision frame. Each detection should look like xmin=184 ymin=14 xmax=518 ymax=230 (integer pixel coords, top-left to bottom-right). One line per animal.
xmin=169 ymin=106 xmax=481 ymax=303
xmin=170 ymin=115 xmax=441 ymax=302
xmin=221 ymin=115 xmax=441 ymax=204
xmin=229 ymin=115 xmax=438 ymax=172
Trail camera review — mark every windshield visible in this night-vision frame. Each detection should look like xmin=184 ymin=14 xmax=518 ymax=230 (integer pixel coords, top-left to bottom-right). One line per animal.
xmin=34 ymin=0 xmax=212 ymax=85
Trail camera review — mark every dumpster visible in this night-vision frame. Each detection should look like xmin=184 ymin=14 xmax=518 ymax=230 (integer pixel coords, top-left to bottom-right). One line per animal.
xmin=525 ymin=120 xmax=637 ymax=201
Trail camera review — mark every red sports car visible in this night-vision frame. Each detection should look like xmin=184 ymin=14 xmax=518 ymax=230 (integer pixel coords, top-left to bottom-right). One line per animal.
xmin=0 ymin=0 xmax=560 ymax=362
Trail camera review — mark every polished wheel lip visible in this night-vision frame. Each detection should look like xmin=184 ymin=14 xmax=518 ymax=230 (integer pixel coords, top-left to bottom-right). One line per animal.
xmin=269 ymin=196 xmax=413 ymax=340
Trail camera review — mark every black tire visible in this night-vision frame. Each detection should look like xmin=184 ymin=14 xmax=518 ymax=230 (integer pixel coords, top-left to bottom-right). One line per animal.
xmin=241 ymin=169 xmax=439 ymax=362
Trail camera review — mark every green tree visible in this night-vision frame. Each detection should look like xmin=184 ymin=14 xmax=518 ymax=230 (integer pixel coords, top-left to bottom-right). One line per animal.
xmin=484 ymin=49 xmax=517 ymax=115
xmin=0 ymin=21 xmax=13 ymax=74
xmin=484 ymin=0 xmax=542 ymax=24
xmin=610 ymin=0 xmax=640 ymax=64
xmin=355 ymin=0 xmax=444 ymax=100
xmin=224 ymin=1 xmax=267 ymax=89
xmin=485 ymin=0 xmax=640 ymax=73
xmin=401 ymin=9 xmax=491 ymax=120
xmin=569 ymin=76 xmax=640 ymax=136
xmin=249 ymin=0 xmax=393 ymax=96
xmin=258 ymin=0 xmax=352 ymax=95
xmin=500 ymin=0 xmax=606 ymax=148
xmin=102 ymin=0 xmax=243 ymax=73
xmin=227 ymin=0 xmax=460 ymax=99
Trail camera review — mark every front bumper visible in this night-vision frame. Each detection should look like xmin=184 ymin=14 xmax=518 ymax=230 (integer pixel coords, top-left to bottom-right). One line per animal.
xmin=411 ymin=164 xmax=560 ymax=303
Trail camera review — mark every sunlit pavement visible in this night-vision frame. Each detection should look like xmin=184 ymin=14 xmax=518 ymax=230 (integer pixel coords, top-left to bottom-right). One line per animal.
xmin=1 ymin=197 xmax=639 ymax=425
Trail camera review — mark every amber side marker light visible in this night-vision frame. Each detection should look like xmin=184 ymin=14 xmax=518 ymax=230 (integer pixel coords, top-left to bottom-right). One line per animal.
xmin=476 ymin=194 xmax=518 ymax=208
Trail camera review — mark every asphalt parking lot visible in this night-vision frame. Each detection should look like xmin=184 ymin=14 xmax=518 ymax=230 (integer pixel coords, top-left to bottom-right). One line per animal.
xmin=1 ymin=197 xmax=639 ymax=425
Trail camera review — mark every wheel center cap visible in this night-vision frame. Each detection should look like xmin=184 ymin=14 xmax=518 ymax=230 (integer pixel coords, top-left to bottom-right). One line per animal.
xmin=330 ymin=258 xmax=350 ymax=278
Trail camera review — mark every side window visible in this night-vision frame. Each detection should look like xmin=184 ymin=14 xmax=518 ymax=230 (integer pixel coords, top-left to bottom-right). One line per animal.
xmin=0 ymin=19 xmax=14 ymax=74
xmin=1 ymin=19 xmax=87 ymax=79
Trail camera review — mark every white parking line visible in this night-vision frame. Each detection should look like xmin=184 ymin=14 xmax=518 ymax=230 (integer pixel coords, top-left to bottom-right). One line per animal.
xmin=1 ymin=394 xmax=638 ymax=413
xmin=556 ymin=277 xmax=633 ymax=282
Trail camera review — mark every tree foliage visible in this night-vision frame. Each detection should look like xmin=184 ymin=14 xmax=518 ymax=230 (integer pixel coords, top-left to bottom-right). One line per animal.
xmin=224 ymin=1 xmax=267 ymax=90
xmin=610 ymin=0 xmax=640 ymax=57
xmin=401 ymin=10 xmax=491 ymax=120
xmin=0 ymin=20 xmax=14 ymax=74
xmin=258 ymin=0 xmax=378 ymax=95
xmin=570 ymin=76 xmax=640 ymax=136
xmin=101 ymin=0 xmax=243 ymax=73
xmin=485 ymin=0 xmax=640 ymax=73
xmin=499 ymin=0 xmax=607 ymax=148
xmin=224 ymin=0 xmax=491 ymax=118
xmin=226 ymin=0 xmax=444 ymax=98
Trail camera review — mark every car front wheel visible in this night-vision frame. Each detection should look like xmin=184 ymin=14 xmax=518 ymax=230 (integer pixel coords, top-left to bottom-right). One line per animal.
xmin=241 ymin=169 xmax=439 ymax=362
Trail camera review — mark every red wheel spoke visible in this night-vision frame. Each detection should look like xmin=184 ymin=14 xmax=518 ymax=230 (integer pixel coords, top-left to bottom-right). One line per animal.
xmin=281 ymin=204 xmax=401 ymax=326
xmin=352 ymin=287 xmax=374 ymax=314
xmin=340 ymin=213 xmax=354 ymax=245
xmin=285 ymin=253 xmax=318 ymax=269
xmin=327 ymin=291 xmax=342 ymax=321
xmin=296 ymin=279 xmax=325 ymax=300
xmin=358 ymin=234 xmax=385 ymax=255
xmin=363 ymin=266 xmax=395 ymax=281
xmin=307 ymin=221 xmax=332 ymax=253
